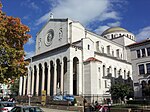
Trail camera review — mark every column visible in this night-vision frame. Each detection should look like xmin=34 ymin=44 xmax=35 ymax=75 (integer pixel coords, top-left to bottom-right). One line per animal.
xmin=53 ymin=61 xmax=57 ymax=95
xmin=78 ymin=62 xmax=82 ymax=95
xmin=68 ymin=60 xmax=73 ymax=95
xmin=47 ymin=63 xmax=51 ymax=96
xmin=42 ymin=63 xmax=45 ymax=91
xmin=31 ymin=67 xmax=35 ymax=95
xmin=19 ymin=76 xmax=23 ymax=96
xmin=36 ymin=67 xmax=39 ymax=96
xmin=60 ymin=59 xmax=64 ymax=94
xmin=27 ymin=67 xmax=31 ymax=95
xmin=23 ymin=76 xmax=27 ymax=96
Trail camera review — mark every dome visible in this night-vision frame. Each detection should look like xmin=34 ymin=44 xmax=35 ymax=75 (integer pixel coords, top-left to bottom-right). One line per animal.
xmin=101 ymin=27 xmax=128 ymax=36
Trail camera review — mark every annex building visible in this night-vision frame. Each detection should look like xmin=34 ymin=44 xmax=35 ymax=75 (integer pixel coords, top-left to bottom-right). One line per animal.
xmin=19 ymin=18 xmax=136 ymax=102
xmin=128 ymin=39 xmax=150 ymax=98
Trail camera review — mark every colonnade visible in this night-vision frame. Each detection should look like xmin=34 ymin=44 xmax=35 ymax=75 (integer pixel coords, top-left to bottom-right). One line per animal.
xmin=19 ymin=57 xmax=80 ymax=96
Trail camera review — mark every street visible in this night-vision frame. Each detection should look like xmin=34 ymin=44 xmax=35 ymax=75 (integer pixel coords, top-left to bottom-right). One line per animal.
xmin=41 ymin=107 xmax=78 ymax=112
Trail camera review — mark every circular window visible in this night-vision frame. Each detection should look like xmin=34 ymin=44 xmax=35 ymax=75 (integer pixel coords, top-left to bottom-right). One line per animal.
xmin=45 ymin=29 xmax=54 ymax=46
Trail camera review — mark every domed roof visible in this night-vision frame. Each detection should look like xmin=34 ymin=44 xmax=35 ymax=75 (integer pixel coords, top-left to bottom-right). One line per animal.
xmin=101 ymin=27 xmax=128 ymax=36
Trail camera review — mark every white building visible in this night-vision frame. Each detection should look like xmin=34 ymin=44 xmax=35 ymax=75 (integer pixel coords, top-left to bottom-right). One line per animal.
xmin=19 ymin=18 xmax=135 ymax=103
xmin=128 ymin=39 xmax=150 ymax=98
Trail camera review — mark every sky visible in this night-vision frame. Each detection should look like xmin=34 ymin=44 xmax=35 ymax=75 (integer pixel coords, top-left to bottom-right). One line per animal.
xmin=2 ymin=0 xmax=150 ymax=58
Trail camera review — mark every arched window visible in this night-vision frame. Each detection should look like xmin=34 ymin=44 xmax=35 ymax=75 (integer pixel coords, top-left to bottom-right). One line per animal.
xmin=114 ymin=68 xmax=117 ymax=78
xmin=124 ymin=70 xmax=126 ymax=79
xmin=101 ymin=46 xmax=104 ymax=53
xmin=103 ymin=65 xmax=106 ymax=77
xmin=88 ymin=44 xmax=90 ymax=50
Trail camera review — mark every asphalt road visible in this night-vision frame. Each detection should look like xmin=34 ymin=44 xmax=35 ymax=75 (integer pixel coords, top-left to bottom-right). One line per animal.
xmin=42 ymin=107 xmax=78 ymax=112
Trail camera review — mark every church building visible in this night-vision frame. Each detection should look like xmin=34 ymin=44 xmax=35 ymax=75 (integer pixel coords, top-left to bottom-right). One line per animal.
xmin=19 ymin=18 xmax=135 ymax=102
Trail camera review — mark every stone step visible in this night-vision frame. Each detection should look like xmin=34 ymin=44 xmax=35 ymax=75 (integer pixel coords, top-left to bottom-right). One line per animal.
xmin=74 ymin=96 xmax=84 ymax=106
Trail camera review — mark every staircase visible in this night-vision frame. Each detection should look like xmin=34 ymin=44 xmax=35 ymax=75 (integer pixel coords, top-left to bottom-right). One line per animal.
xmin=74 ymin=96 xmax=84 ymax=106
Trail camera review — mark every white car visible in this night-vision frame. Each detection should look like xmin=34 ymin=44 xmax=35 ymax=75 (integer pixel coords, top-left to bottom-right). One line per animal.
xmin=10 ymin=106 xmax=44 ymax=112
xmin=0 ymin=101 xmax=16 ymax=112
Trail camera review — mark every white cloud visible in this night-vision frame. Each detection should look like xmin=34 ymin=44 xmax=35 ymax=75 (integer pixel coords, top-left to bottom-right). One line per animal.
xmin=95 ymin=25 xmax=110 ymax=35
xmin=99 ymin=11 xmax=120 ymax=21
xmin=23 ymin=15 xmax=30 ymax=20
xmin=107 ymin=21 xmax=120 ymax=27
xmin=27 ymin=38 xmax=35 ymax=45
xmin=36 ymin=0 xmax=121 ymax=26
xmin=30 ymin=2 xmax=39 ymax=10
xmin=94 ymin=21 xmax=121 ymax=35
xmin=21 ymin=1 xmax=39 ymax=11
xmin=136 ymin=26 xmax=150 ymax=41
xmin=25 ymin=51 xmax=35 ymax=59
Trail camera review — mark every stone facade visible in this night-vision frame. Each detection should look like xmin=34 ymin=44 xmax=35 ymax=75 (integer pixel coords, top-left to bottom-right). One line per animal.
xmin=128 ymin=39 xmax=150 ymax=98
xmin=19 ymin=18 xmax=135 ymax=103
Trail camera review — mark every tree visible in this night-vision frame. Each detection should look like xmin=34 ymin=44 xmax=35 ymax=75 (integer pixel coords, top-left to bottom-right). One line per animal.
xmin=142 ymin=84 xmax=150 ymax=98
xmin=0 ymin=3 xmax=31 ymax=83
xmin=110 ymin=76 xmax=134 ymax=103
xmin=110 ymin=83 xmax=133 ymax=102
xmin=10 ymin=79 xmax=19 ymax=97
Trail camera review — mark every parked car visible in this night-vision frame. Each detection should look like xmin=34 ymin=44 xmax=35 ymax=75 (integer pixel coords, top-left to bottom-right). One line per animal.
xmin=0 ymin=101 xmax=16 ymax=112
xmin=9 ymin=106 xmax=44 ymax=112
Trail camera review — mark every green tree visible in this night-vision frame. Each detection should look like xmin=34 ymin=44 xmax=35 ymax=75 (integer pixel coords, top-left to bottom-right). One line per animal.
xmin=0 ymin=3 xmax=31 ymax=83
xmin=110 ymin=83 xmax=133 ymax=102
xmin=142 ymin=84 xmax=150 ymax=97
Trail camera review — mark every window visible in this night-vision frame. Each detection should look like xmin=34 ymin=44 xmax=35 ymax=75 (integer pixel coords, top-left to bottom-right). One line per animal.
xmin=112 ymin=50 xmax=114 ymax=56
xmin=105 ymin=80 xmax=107 ymax=88
xmin=146 ymin=63 xmax=150 ymax=74
xmin=147 ymin=47 xmax=150 ymax=56
xmin=103 ymin=65 xmax=105 ymax=76
xmin=137 ymin=50 xmax=141 ymax=58
xmin=98 ymin=67 xmax=100 ymax=72
xmin=118 ymin=69 xmax=121 ymax=76
xmin=124 ymin=70 xmax=126 ymax=79
xmin=99 ymin=79 xmax=101 ymax=89
xmin=116 ymin=49 xmax=119 ymax=58
xmin=107 ymin=45 xmax=110 ymax=55
xmin=142 ymin=48 xmax=146 ymax=57
xmin=101 ymin=46 xmax=104 ymax=53
xmin=114 ymin=68 xmax=117 ymax=78
xmin=138 ymin=64 xmax=145 ymax=74
xmin=88 ymin=44 xmax=90 ymax=50
xmin=111 ymin=34 xmax=113 ymax=39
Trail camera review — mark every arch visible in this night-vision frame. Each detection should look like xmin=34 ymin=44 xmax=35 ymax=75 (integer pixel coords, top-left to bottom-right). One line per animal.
xmin=118 ymin=69 xmax=122 ymax=77
xmin=33 ymin=65 xmax=37 ymax=96
xmin=103 ymin=65 xmax=106 ymax=77
xmin=50 ymin=61 xmax=54 ymax=96
xmin=114 ymin=68 xmax=117 ymax=78
xmin=63 ymin=57 xmax=68 ymax=94
xmin=127 ymin=71 xmax=130 ymax=77
xmin=124 ymin=70 xmax=126 ymax=79
xmin=73 ymin=57 xmax=79 ymax=95
xmin=44 ymin=62 xmax=48 ymax=95
xmin=38 ymin=63 xmax=42 ymax=96
xmin=56 ymin=59 xmax=61 ymax=92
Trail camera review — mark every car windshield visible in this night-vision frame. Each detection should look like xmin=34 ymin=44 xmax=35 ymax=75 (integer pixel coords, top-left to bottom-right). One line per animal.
xmin=10 ymin=106 xmax=43 ymax=112
xmin=10 ymin=107 xmax=21 ymax=112
xmin=1 ymin=103 xmax=15 ymax=107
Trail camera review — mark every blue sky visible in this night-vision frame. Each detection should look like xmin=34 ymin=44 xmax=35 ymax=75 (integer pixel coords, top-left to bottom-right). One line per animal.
xmin=2 ymin=0 xmax=150 ymax=58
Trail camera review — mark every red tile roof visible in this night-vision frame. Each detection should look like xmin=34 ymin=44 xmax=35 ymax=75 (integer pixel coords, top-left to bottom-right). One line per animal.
xmin=84 ymin=57 xmax=102 ymax=62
